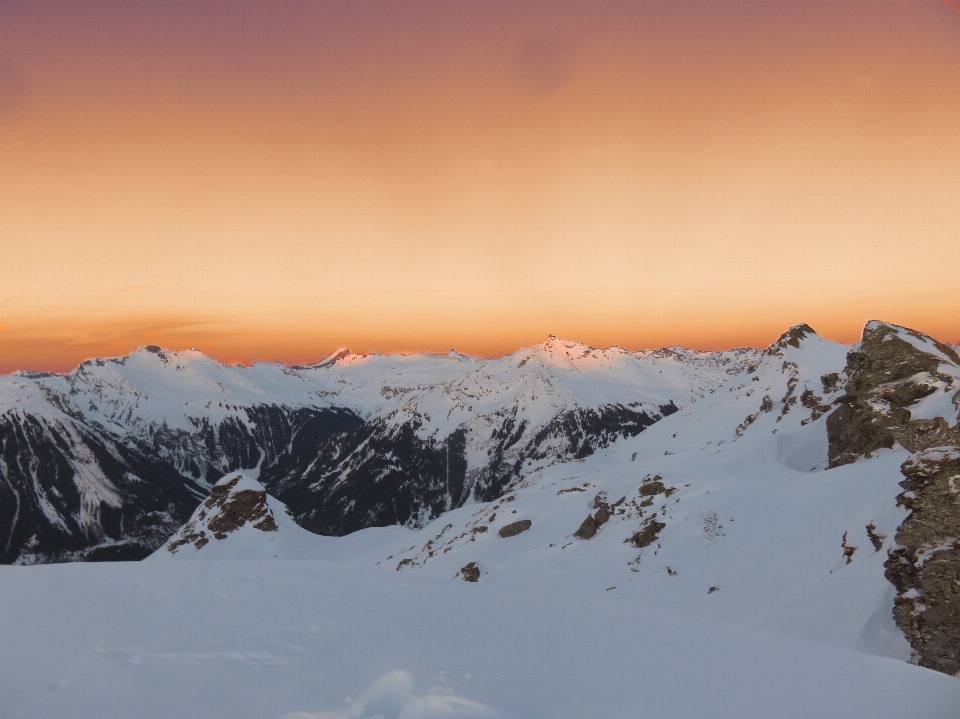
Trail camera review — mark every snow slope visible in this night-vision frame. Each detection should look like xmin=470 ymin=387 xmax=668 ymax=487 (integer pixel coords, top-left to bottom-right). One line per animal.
xmin=2 ymin=559 xmax=959 ymax=719
xmin=356 ymin=327 xmax=912 ymax=659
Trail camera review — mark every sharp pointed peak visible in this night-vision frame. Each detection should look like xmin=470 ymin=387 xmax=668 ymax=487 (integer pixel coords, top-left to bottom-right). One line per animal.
xmin=767 ymin=323 xmax=819 ymax=353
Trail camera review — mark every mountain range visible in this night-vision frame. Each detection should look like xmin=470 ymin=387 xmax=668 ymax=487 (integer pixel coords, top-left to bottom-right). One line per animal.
xmin=2 ymin=320 xmax=960 ymax=680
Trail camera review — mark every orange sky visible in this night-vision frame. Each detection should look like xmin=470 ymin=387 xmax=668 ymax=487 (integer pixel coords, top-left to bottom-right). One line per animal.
xmin=2 ymin=0 xmax=960 ymax=373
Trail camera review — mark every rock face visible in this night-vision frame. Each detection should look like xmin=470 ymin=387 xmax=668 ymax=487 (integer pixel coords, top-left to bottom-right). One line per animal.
xmin=0 ymin=407 xmax=208 ymax=564
xmin=259 ymin=403 xmax=675 ymax=538
xmin=826 ymin=322 xmax=960 ymax=468
xmin=816 ymin=322 xmax=960 ymax=675
xmin=0 ymin=390 xmax=356 ymax=564
xmin=770 ymin=323 xmax=818 ymax=351
xmin=885 ymin=448 xmax=960 ymax=675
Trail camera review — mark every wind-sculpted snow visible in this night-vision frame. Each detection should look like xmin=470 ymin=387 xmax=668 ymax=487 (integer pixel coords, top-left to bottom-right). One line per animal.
xmin=285 ymin=671 xmax=503 ymax=719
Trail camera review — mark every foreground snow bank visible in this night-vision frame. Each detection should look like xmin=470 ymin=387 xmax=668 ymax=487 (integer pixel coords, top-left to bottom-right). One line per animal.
xmin=285 ymin=670 xmax=502 ymax=719
xmin=2 ymin=560 xmax=958 ymax=719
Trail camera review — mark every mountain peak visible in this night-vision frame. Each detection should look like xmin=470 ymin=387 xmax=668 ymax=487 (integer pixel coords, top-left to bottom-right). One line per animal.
xmin=152 ymin=470 xmax=336 ymax=561
xmin=768 ymin=323 xmax=818 ymax=352
xmin=161 ymin=471 xmax=278 ymax=556
xmin=861 ymin=321 xmax=960 ymax=366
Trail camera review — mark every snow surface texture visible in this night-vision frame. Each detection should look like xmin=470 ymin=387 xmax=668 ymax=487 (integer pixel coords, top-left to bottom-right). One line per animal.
xmin=3 ymin=561 xmax=959 ymax=719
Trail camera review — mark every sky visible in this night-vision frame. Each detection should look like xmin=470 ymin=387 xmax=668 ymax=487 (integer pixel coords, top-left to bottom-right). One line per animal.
xmin=1 ymin=0 xmax=959 ymax=373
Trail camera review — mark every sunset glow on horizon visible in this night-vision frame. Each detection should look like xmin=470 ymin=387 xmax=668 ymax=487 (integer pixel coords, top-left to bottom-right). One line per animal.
xmin=2 ymin=0 xmax=960 ymax=373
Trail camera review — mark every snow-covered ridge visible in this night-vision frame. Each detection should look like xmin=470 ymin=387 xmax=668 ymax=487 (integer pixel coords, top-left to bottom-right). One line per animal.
xmin=0 ymin=333 xmax=757 ymax=490
xmin=2 ymin=335 xmax=758 ymax=435
xmin=153 ymin=470 xmax=331 ymax=561
xmin=0 ymin=334 xmax=765 ymax=564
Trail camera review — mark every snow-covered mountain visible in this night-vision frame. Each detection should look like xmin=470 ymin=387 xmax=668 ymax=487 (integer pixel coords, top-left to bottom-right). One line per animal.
xmin=3 ymin=321 xmax=960 ymax=671
xmin=0 ymin=336 xmax=754 ymax=563
xmin=115 ymin=319 xmax=960 ymax=676
xmin=3 ymin=320 xmax=960 ymax=717
xmin=366 ymin=321 xmax=960 ymax=676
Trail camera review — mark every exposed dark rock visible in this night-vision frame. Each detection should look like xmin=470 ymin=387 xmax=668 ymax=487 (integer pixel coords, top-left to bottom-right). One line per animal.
xmin=866 ymin=523 xmax=886 ymax=552
xmin=884 ymin=448 xmax=960 ymax=675
xmin=821 ymin=373 xmax=840 ymax=393
xmin=155 ymin=405 xmax=362 ymax=483
xmin=627 ymin=519 xmax=665 ymax=549
xmin=827 ymin=323 xmax=960 ymax=467
xmin=799 ymin=389 xmax=832 ymax=425
xmin=263 ymin=421 xmax=471 ymax=537
xmin=166 ymin=474 xmax=280 ymax=554
xmin=574 ymin=514 xmax=598 ymax=540
xmin=459 ymin=561 xmax=480 ymax=582
xmin=638 ymin=475 xmax=675 ymax=498
xmin=508 ymin=403 xmax=673 ymax=489
xmin=769 ymin=324 xmax=817 ymax=352
xmin=498 ymin=519 xmax=532 ymax=538
xmin=841 ymin=532 xmax=857 ymax=564
xmin=735 ymin=412 xmax=760 ymax=437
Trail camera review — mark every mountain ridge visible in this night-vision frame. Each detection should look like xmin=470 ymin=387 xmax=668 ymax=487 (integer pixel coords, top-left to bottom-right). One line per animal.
xmin=1 ymin=332 xmax=757 ymax=564
xmin=4 ymin=319 xmax=960 ymax=674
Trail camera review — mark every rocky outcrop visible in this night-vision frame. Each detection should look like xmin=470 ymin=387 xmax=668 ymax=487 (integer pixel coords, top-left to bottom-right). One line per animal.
xmin=826 ymin=322 xmax=960 ymax=468
xmin=627 ymin=519 xmax=665 ymax=549
xmin=164 ymin=472 xmax=280 ymax=554
xmin=884 ymin=448 xmax=960 ymax=675
xmin=498 ymin=519 xmax=532 ymax=538
xmin=459 ymin=561 xmax=480 ymax=582
xmin=767 ymin=323 xmax=818 ymax=353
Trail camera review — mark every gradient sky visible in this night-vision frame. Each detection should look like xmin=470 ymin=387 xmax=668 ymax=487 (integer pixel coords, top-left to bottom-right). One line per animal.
xmin=2 ymin=0 xmax=959 ymax=373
